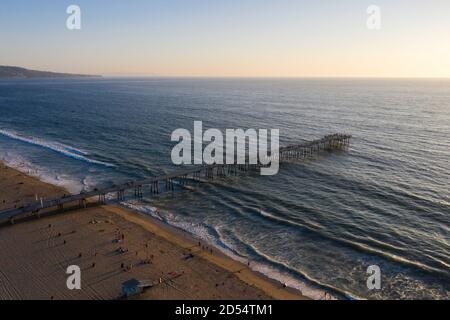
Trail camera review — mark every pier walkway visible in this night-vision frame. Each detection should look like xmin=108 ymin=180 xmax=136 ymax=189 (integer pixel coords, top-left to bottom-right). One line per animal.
xmin=0 ymin=134 xmax=351 ymax=223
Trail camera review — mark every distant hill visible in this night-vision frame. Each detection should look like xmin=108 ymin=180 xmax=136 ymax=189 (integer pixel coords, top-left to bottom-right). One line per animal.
xmin=0 ymin=66 xmax=101 ymax=79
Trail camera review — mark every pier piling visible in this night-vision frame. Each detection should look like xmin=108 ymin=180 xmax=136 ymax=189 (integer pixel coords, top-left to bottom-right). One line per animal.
xmin=0 ymin=134 xmax=351 ymax=222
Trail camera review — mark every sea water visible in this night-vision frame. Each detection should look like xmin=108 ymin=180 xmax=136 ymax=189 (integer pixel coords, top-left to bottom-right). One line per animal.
xmin=0 ymin=78 xmax=449 ymax=299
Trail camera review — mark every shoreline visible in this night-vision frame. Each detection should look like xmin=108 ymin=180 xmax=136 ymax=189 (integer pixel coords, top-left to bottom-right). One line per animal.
xmin=105 ymin=205 xmax=308 ymax=300
xmin=0 ymin=161 xmax=308 ymax=300
xmin=119 ymin=202 xmax=341 ymax=300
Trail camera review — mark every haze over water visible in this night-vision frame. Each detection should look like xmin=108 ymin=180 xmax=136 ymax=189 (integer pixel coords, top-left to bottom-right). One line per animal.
xmin=0 ymin=78 xmax=449 ymax=299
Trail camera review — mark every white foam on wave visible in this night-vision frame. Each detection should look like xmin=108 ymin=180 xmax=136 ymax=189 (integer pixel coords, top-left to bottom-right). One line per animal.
xmin=119 ymin=201 xmax=162 ymax=220
xmin=0 ymin=152 xmax=84 ymax=194
xmin=119 ymin=200 xmax=340 ymax=300
xmin=120 ymin=201 xmax=218 ymax=243
xmin=213 ymin=225 xmax=340 ymax=300
xmin=0 ymin=129 xmax=115 ymax=167
xmin=82 ymin=175 xmax=101 ymax=192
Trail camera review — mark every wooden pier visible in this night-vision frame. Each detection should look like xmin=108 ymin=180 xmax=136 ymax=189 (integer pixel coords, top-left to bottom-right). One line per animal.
xmin=0 ymin=134 xmax=351 ymax=223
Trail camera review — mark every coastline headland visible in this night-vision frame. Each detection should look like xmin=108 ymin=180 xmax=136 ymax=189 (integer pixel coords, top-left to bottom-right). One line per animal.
xmin=0 ymin=65 xmax=101 ymax=79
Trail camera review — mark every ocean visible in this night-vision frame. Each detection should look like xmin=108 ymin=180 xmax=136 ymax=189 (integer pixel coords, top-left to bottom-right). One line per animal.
xmin=0 ymin=78 xmax=449 ymax=299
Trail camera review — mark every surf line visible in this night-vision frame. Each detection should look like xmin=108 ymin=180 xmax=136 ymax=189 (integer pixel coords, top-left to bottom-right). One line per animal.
xmin=0 ymin=129 xmax=115 ymax=167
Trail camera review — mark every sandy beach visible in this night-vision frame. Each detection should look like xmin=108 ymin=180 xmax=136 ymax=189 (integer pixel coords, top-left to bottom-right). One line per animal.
xmin=0 ymin=162 xmax=306 ymax=300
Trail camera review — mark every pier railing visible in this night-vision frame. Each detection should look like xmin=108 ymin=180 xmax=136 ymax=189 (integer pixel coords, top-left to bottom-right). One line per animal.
xmin=0 ymin=133 xmax=351 ymax=223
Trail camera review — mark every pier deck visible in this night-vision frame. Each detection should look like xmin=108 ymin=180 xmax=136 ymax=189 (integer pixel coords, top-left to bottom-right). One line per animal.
xmin=0 ymin=134 xmax=351 ymax=223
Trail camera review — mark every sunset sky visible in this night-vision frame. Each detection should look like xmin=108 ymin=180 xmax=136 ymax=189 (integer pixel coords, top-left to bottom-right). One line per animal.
xmin=1 ymin=0 xmax=449 ymax=77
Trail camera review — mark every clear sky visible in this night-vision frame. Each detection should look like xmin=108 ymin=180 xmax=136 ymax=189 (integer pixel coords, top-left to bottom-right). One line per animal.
xmin=1 ymin=0 xmax=449 ymax=77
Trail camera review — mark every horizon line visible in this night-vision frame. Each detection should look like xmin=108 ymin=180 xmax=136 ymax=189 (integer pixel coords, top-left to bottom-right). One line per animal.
xmin=3 ymin=65 xmax=450 ymax=80
xmin=101 ymin=75 xmax=450 ymax=80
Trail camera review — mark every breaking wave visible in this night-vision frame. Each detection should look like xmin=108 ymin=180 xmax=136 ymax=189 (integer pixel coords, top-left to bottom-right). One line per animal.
xmin=0 ymin=129 xmax=115 ymax=167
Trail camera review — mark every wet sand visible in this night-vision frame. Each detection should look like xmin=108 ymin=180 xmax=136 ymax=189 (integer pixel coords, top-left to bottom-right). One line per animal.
xmin=0 ymin=162 xmax=306 ymax=300
xmin=0 ymin=163 xmax=68 ymax=212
